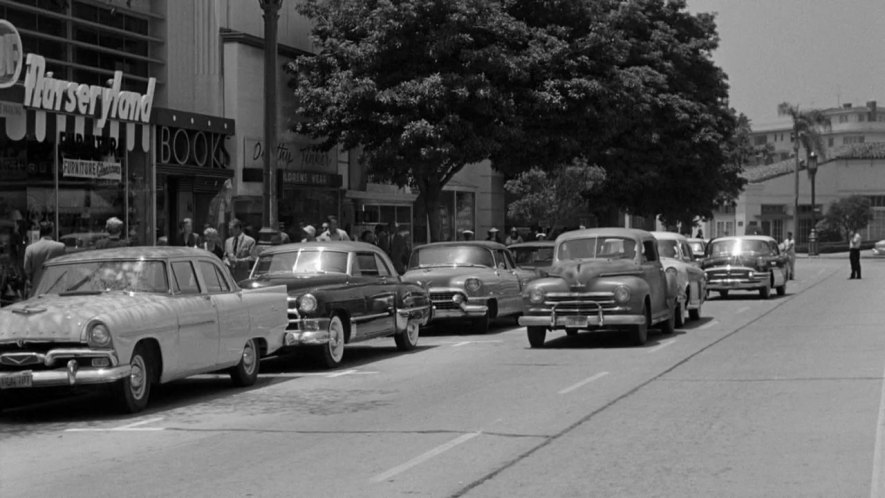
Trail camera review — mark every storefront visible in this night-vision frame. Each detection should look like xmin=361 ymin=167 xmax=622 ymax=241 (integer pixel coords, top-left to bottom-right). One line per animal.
xmin=154 ymin=109 xmax=235 ymax=244
xmin=0 ymin=21 xmax=154 ymax=302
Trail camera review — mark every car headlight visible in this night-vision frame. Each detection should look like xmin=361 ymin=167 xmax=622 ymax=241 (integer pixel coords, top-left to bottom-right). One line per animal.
xmin=748 ymin=271 xmax=754 ymax=278
xmin=87 ymin=322 xmax=112 ymax=348
xmin=452 ymin=293 xmax=465 ymax=304
xmin=528 ymin=287 xmax=546 ymax=304
xmin=613 ymin=285 xmax=631 ymax=304
xmin=465 ymin=278 xmax=482 ymax=293
xmin=298 ymin=293 xmax=318 ymax=313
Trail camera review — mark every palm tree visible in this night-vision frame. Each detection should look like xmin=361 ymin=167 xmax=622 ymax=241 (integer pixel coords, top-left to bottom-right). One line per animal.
xmin=778 ymin=102 xmax=831 ymax=242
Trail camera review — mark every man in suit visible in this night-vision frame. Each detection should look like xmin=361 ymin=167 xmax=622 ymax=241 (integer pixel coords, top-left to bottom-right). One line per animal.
xmin=224 ymin=219 xmax=257 ymax=281
xmin=23 ymin=221 xmax=65 ymax=296
xmin=389 ymin=224 xmax=411 ymax=275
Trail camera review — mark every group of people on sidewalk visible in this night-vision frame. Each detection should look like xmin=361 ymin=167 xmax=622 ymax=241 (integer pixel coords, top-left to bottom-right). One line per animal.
xmin=781 ymin=229 xmax=865 ymax=281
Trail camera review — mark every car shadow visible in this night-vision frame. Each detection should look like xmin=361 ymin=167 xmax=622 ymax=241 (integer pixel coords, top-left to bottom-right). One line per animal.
xmin=536 ymin=328 xmax=688 ymax=350
xmin=710 ymin=292 xmax=789 ymax=301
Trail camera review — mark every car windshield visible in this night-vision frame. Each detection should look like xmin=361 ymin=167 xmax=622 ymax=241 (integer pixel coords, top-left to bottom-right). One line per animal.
xmin=511 ymin=246 xmax=553 ymax=267
xmin=408 ymin=245 xmax=494 ymax=269
xmin=253 ymin=249 xmax=349 ymax=276
xmin=557 ymin=236 xmax=636 ymax=261
xmin=656 ymin=240 xmax=679 ymax=259
xmin=708 ymin=239 xmax=772 ymax=257
xmin=35 ymin=260 xmax=169 ymax=295
xmin=688 ymin=241 xmax=705 ymax=255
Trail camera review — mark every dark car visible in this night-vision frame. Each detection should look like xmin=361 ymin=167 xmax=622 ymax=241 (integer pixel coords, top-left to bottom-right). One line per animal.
xmin=701 ymin=235 xmax=788 ymax=299
xmin=518 ymin=228 xmax=676 ymax=347
xmin=401 ymin=241 xmax=535 ymax=333
xmin=239 ymin=241 xmax=432 ymax=368
xmin=509 ymin=240 xmax=556 ymax=277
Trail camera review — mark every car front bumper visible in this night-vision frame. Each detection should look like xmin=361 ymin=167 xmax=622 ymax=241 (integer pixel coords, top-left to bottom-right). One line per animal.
xmin=519 ymin=313 xmax=645 ymax=329
xmin=0 ymin=348 xmax=130 ymax=390
xmin=706 ymin=278 xmax=766 ymax=291
xmin=284 ymin=317 xmax=333 ymax=346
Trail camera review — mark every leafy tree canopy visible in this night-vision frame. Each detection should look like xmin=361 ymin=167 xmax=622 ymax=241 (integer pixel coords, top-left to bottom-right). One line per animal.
xmin=820 ymin=195 xmax=874 ymax=240
xmin=288 ymin=0 xmax=743 ymax=240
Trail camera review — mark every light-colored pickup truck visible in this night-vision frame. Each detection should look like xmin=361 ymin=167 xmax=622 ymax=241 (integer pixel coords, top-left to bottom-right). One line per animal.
xmin=0 ymin=247 xmax=288 ymax=413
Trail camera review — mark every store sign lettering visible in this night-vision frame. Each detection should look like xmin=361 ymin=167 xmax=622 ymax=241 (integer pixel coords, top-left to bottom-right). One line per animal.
xmin=0 ymin=20 xmax=23 ymax=89
xmin=22 ymin=54 xmax=155 ymax=130
xmin=245 ymin=137 xmax=334 ymax=171
xmin=158 ymin=125 xmax=230 ymax=169
xmin=281 ymin=170 xmax=341 ymax=187
xmin=61 ymin=158 xmax=122 ymax=181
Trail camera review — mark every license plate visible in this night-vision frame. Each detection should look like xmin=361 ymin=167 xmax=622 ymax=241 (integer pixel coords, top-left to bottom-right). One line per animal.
xmin=564 ymin=316 xmax=587 ymax=328
xmin=0 ymin=371 xmax=33 ymax=389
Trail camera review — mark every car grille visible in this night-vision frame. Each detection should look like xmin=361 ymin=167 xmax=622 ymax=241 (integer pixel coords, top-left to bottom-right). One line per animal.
xmin=706 ymin=268 xmax=750 ymax=279
xmin=0 ymin=341 xmax=82 ymax=354
xmin=429 ymin=291 xmax=463 ymax=310
xmin=540 ymin=292 xmax=618 ymax=315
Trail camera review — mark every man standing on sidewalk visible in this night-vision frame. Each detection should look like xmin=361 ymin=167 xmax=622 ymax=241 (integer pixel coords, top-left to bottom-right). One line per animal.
xmin=783 ymin=232 xmax=796 ymax=280
xmin=849 ymin=230 xmax=862 ymax=279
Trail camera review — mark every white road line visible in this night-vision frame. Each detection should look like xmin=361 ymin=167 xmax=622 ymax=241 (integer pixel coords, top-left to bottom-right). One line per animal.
xmin=698 ymin=319 xmax=719 ymax=330
xmin=452 ymin=341 xmax=471 ymax=347
xmin=648 ymin=339 xmax=676 ymax=353
xmin=452 ymin=340 xmax=503 ymax=347
xmin=326 ymin=369 xmax=358 ymax=378
xmin=736 ymin=306 xmax=750 ymax=314
xmin=66 ymin=417 xmax=166 ymax=432
xmin=870 ymin=362 xmax=885 ymax=498
xmin=558 ymin=372 xmax=609 ymax=395
xmin=371 ymin=432 xmax=482 ymax=483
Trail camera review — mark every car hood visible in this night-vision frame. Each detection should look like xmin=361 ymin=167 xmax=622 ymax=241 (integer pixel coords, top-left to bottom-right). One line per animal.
xmin=548 ymin=259 xmax=643 ymax=283
xmin=241 ymin=273 xmax=350 ymax=294
xmin=402 ymin=266 xmax=494 ymax=286
xmin=702 ymin=254 xmax=760 ymax=269
xmin=0 ymin=293 xmax=173 ymax=343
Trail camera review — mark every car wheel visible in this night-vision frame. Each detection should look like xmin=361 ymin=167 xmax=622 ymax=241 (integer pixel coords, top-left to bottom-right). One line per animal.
xmin=395 ymin=319 xmax=420 ymax=351
xmin=527 ymin=326 xmax=546 ymax=348
xmin=689 ymin=302 xmax=702 ymax=321
xmin=718 ymin=290 xmax=729 ymax=299
xmin=115 ymin=343 xmax=153 ymax=414
xmin=776 ymin=281 xmax=786 ymax=296
xmin=759 ymin=284 xmax=770 ymax=299
xmin=629 ymin=303 xmax=649 ymax=346
xmin=659 ymin=302 xmax=676 ymax=335
xmin=229 ymin=338 xmax=260 ymax=387
xmin=674 ymin=298 xmax=685 ymax=328
xmin=319 ymin=315 xmax=346 ymax=368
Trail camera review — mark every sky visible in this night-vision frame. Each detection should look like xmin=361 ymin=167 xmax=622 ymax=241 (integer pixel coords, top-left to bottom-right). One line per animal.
xmin=686 ymin=0 xmax=885 ymax=128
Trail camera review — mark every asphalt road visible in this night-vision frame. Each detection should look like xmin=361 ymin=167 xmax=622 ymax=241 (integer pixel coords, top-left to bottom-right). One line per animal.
xmin=1 ymin=255 xmax=884 ymax=498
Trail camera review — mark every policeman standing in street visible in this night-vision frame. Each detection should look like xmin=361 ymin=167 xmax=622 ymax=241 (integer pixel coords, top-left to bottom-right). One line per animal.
xmin=849 ymin=229 xmax=862 ymax=279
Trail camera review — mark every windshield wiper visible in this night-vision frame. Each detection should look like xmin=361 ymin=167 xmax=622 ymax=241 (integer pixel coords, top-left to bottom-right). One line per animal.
xmin=59 ymin=290 xmax=103 ymax=296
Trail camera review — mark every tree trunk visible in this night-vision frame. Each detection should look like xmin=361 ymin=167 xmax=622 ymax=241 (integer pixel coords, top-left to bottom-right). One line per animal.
xmin=417 ymin=175 xmax=443 ymax=242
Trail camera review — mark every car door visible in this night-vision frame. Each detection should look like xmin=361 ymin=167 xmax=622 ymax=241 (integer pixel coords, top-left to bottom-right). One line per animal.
xmin=199 ymin=259 xmax=250 ymax=366
xmin=169 ymin=260 xmax=220 ymax=373
xmin=494 ymin=248 xmax=522 ymax=315
xmin=349 ymin=251 xmax=395 ymax=340
xmin=639 ymin=239 xmax=669 ymax=316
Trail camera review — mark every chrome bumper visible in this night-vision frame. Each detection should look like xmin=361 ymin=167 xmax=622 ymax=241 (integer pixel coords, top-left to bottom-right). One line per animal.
xmin=431 ymin=302 xmax=488 ymax=320
xmin=284 ymin=317 xmax=332 ymax=346
xmin=0 ymin=364 xmax=131 ymax=389
xmin=706 ymin=278 xmax=765 ymax=291
xmin=519 ymin=314 xmax=646 ymax=329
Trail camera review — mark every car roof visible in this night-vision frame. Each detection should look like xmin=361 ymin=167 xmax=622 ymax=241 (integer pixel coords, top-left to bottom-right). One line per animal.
xmin=650 ymin=231 xmax=689 ymax=241
xmin=508 ymin=241 xmax=555 ymax=249
xmin=710 ymin=235 xmax=777 ymax=243
xmin=47 ymin=246 xmax=211 ymax=264
xmin=556 ymin=227 xmax=654 ymax=242
xmin=413 ymin=240 xmax=507 ymax=250
xmin=258 ymin=240 xmax=384 ymax=255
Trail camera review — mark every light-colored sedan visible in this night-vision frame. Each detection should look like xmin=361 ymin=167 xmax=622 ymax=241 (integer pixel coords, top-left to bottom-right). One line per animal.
xmin=0 ymin=247 xmax=288 ymax=413
xmin=652 ymin=231 xmax=707 ymax=326
xmin=402 ymin=241 xmax=532 ymax=333
xmin=872 ymin=240 xmax=885 ymax=256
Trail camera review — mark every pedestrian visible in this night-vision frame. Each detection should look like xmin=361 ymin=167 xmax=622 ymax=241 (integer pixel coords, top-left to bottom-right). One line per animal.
xmin=202 ymin=227 xmax=224 ymax=259
xmin=301 ymin=225 xmax=317 ymax=242
xmin=461 ymin=229 xmax=475 ymax=241
xmin=317 ymin=216 xmax=350 ymax=241
xmin=176 ymin=217 xmax=200 ymax=247
xmin=486 ymin=227 xmax=501 ymax=243
xmin=224 ymin=219 xmax=257 ymax=281
xmin=390 ymin=224 xmax=410 ymax=274
xmin=695 ymin=228 xmax=704 ymax=239
xmin=849 ymin=229 xmax=862 ymax=279
xmin=23 ymin=220 xmax=65 ymax=296
xmin=375 ymin=223 xmax=391 ymax=254
xmin=95 ymin=217 xmax=129 ymax=249
xmin=505 ymin=227 xmax=524 ymax=246
xmin=359 ymin=229 xmax=376 ymax=244
xmin=782 ymin=231 xmax=795 ymax=280
xmin=536 ymin=232 xmax=547 ymax=241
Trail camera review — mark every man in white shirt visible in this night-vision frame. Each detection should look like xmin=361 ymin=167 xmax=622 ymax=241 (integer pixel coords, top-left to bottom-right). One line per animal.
xmin=782 ymin=232 xmax=795 ymax=280
xmin=317 ymin=216 xmax=350 ymax=241
xmin=849 ymin=230 xmax=862 ymax=279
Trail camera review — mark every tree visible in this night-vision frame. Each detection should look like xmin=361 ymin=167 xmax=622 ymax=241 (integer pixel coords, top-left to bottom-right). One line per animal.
xmin=777 ymin=102 xmax=830 ymax=163
xmin=504 ymin=160 xmax=606 ymax=233
xmin=820 ymin=195 xmax=873 ymax=240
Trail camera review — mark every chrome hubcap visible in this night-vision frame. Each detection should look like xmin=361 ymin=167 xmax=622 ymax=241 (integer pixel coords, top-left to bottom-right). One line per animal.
xmin=130 ymin=355 xmax=146 ymax=399
xmin=329 ymin=319 xmax=344 ymax=362
xmin=242 ymin=342 xmax=257 ymax=374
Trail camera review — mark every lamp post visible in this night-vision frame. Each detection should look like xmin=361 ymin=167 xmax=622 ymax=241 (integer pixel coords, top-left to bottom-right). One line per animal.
xmin=792 ymin=132 xmax=800 ymax=238
xmin=807 ymin=151 xmax=819 ymax=256
xmin=259 ymin=0 xmax=282 ymax=238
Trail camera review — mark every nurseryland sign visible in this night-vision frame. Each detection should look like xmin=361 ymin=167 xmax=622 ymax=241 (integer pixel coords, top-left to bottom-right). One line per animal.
xmin=0 ymin=20 xmax=23 ymax=89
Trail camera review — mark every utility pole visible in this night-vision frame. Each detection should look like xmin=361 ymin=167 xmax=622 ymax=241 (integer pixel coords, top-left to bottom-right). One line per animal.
xmin=259 ymin=0 xmax=282 ymax=232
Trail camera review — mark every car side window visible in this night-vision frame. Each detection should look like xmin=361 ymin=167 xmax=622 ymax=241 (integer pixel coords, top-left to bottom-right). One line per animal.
xmin=171 ymin=261 xmax=201 ymax=295
xmin=199 ymin=261 xmax=226 ymax=293
xmin=374 ymin=254 xmax=393 ymax=277
xmin=642 ymin=241 xmax=657 ymax=262
xmin=503 ymin=250 xmax=516 ymax=269
xmin=214 ymin=265 xmax=232 ymax=292
xmin=356 ymin=252 xmax=379 ymax=276
xmin=681 ymin=242 xmax=694 ymax=262
xmin=495 ymin=249 xmax=510 ymax=269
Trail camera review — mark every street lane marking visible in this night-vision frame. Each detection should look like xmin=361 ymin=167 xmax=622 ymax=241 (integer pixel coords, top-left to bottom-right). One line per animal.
xmin=452 ymin=340 xmax=503 ymax=347
xmin=736 ymin=306 xmax=750 ymax=314
xmin=558 ymin=372 xmax=609 ymax=395
xmin=371 ymin=432 xmax=482 ymax=483
xmin=66 ymin=417 xmax=165 ymax=432
xmin=698 ymin=320 xmax=719 ymax=330
xmin=251 ymin=371 xmax=378 ymax=379
xmin=870 ymin=362 xmax=885 ymax=498
xmin=648 ymin=340 xmax=676 ymax=353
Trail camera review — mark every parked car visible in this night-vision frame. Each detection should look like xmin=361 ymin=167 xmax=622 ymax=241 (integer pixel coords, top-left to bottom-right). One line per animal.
xmin=872 ymin=239 xmax=885 ymax=257
xmin=686 ymin=238 xmax=707 ymax=261
xmin=519 ymin=228 xmax=676 ymax=348
xmin=0 ymin=247 xmax=288 ymax=413
xmin=652 ymin=231 xmax=707 ymax=326
xmin=60 ymin=232 xmax=109 ymax=253
xmin=401 ymin=241 xmax=532 ymax=333
xmin=701 ymin=235 xmax=788 ymax=299
xmin=239 ymin=241 xmax=432 ymax=368
xmin=509 ymin=240 xmax=556 ymax=277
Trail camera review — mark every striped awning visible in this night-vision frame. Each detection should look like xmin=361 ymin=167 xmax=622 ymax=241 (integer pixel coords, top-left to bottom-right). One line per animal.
xmin=1 ymin=103 xmax=150 ymax=153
